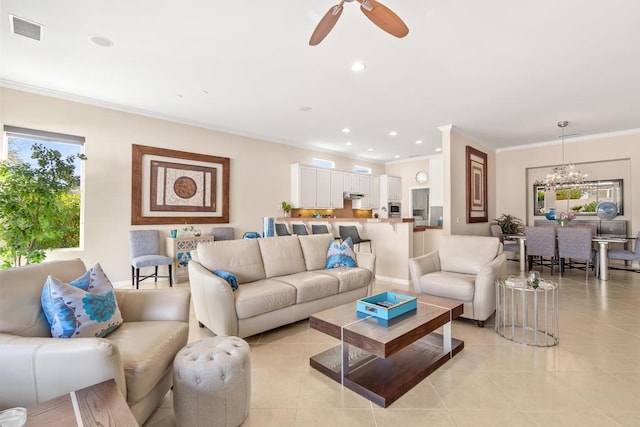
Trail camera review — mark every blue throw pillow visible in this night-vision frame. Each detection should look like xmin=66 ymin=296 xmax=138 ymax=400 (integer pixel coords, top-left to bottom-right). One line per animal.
xmin=41 ymin=263 xmax=123 ymax=338
xmin=213 ymin=270 xmax=239 ymax=291
xmin=325 ymin=237 xmax=357 ymax=269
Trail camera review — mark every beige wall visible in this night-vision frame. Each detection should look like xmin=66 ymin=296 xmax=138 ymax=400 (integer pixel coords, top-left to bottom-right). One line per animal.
xmin=1 ymin=88 xmax=384 ymax=282
xmin=496 ymin=133 xmax=640 ymax=236
xmin=384 ymin=157 xmax=431 ymax=218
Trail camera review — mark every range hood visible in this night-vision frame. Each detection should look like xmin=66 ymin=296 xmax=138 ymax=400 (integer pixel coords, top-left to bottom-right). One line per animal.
xmin=343 ymin=191 xmax=365 ymax=200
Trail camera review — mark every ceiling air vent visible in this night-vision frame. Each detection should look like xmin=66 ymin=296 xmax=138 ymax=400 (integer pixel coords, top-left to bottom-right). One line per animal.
xmin=9 ymin=14 xmax=44 ymax=41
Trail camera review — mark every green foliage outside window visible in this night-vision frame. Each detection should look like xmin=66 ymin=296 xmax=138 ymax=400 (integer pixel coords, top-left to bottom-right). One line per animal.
xmin=0 ymin=144 xmax=86 ymax=268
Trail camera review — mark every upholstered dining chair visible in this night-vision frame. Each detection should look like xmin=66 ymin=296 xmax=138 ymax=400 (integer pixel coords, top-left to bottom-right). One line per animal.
xmin=557 ymin=226 xmax=598 ymax=279
xmin=292 ymin=224 xmax=309 ymax=235
xmin=490 ymin=224 xmax=519 ymax=258
xmin=525 ymin=226 xmax=558 ymax=274
xmin=311 ymin=224 xmax=330 ymax=234
xmin=129 ymin=230 xmax=173 ymax=289
xmin=275 ymin=223 xmax=291 ymax=236
xmin=607 ymin=230 xmax=640 ymax=272
xmin=339 ymin=225 xmax=372 ymax=252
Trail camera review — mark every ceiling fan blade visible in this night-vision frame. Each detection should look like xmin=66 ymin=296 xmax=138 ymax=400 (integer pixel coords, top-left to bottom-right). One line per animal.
xmin=357 ymin=0 xmax=409 ymax=38
xmin=309 ymin=3 xmax=345 ymax=46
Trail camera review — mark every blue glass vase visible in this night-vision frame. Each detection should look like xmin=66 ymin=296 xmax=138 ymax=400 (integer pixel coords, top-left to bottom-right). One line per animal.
xmin=545 ymin=208 xmax=556 ymax=221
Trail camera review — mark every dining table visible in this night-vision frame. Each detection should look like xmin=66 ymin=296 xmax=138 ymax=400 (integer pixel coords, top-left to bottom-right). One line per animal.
xmin=506 ymin=233 xmax=629 ymax=281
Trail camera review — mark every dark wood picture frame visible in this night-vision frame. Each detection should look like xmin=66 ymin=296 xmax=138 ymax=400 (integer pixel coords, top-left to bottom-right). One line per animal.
xmin=466 ymin=145 xmax=488 ymax=223
xmin=132 ymin=144 xmax=229 ymax=225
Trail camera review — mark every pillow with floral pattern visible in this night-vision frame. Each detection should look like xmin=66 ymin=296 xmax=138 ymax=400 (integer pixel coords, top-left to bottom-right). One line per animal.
xmin=41 ymin=263 xmax=123 ymax=338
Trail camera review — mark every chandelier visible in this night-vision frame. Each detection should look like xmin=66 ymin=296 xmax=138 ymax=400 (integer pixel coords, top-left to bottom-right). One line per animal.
xmin=535 ymin=121 xmax=587 ymax=191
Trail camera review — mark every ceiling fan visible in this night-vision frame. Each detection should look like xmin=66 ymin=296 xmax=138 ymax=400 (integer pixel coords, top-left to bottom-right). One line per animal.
xmin=309 ymin=0 xmax=409 ymax=46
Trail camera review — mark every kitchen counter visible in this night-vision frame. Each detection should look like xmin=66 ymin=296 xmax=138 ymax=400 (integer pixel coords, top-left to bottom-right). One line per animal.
xmin=413 ymin=225 xmax=443 ymax=232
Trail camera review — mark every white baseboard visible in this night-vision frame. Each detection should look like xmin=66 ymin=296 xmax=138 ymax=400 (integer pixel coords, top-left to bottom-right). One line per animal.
xmin=374 ymin=275 xmax=411 ymax=287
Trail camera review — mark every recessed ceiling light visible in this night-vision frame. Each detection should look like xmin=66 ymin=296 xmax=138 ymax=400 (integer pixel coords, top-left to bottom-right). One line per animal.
xmin=415 ymin=140 xmax=423 ymax=144
xmin=435 ymin=147 xmax=442 ymax=152
xmin=389 ymin=131 xmax=397 ymax=136
xmin=345 ymin=142 xmax=352 ymax=146
xmin=299 ymin=106 xmax=312 ymax=112
xmin=367 ymin=148 xmax=374 ymax=152
xmin=201 ymin=90 xmax=209 ymax=95
xmin=176 ymin=94 xmax=183 ymax=98
xmin=90 ymin=35 xmax=113 ymax=47
xmin=342 ymin=128 xmax=351 ymax=133
xmin=351 ymin=62 xmax=366 ymax=72
xmin=394 ymin=154 xmax=400 ymax=158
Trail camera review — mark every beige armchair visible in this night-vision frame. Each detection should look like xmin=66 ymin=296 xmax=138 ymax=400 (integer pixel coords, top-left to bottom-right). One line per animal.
xmin=0 ymin=259 xmax=190 ymax=425
xmin=409 ymin=235 xmax=506 ymax=327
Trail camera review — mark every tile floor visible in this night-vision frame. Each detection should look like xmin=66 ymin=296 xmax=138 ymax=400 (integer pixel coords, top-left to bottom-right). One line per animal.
xmin=137 ymin=261 xmax=640 ymax=426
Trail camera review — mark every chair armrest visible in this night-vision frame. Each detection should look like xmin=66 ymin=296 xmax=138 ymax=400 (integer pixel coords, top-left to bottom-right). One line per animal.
xmin=409 ymin=251 xmax=441 ymax=292
xmin=0 ymin=333 xmax=126 ymax=407
xmin=115 ymin=288 xmax=190 ymax=323
xmin=473 ymin=252 xmax=507 ymax=321
xmin=188 ymin=260 xmax=238 ymax=336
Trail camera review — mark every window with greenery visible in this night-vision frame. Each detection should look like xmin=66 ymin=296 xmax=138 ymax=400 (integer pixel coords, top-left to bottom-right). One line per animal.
xmin=533 ymin=179 xmax=623 ymax=216
xmin=0 ymin=126 xmax=86 ymax=267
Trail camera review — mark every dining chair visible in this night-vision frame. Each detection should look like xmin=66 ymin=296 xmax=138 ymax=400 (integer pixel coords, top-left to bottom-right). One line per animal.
xmin=525 ymin=226 xmax=558 ymax=274
xmin=607 ymin=230 xmax=640 ymax=272
xmin=339 ymin=225 xmax=372 ymax=252
xmin=490 ymin=224 xmax=519 ymax=259
xmin=557 ymin=226 xmax=598 ymax=279
xmin=311 ymin=224 xmax=330 ymax=234
xmin=275 ymin=223 xmax=291 ymax=236
xmin=129 ymin=230 xmax=173 ymax=289
xmin=292 ymin=224 xmax=309 ymax=235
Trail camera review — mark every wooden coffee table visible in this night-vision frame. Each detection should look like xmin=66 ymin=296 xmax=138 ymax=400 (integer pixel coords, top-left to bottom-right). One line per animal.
xmin=26 ymin=379 xmax=138 ymax=426
xmin=309 ymin=291 xmax=464 ymax=407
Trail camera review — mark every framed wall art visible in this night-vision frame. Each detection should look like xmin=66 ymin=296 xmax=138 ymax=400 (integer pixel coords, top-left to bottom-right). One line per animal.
xmin=131 ymin=144 xmax=230 ymax=225
xmin=466 ymin=145 xmax=488 ymax=223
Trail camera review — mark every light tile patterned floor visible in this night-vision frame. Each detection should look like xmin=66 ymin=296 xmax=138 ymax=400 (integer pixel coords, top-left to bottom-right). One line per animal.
xmin=135 ymin=261 xmax=640 ymax=426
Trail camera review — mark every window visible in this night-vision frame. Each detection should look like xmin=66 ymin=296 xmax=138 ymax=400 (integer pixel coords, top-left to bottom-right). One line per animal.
xmin=2 ymin=126 xmax=85 ymax=253
xmin=353 ymin=165 xmax=371 ymax=174
xmin=311 ymin=158 xmax=335 ymax=169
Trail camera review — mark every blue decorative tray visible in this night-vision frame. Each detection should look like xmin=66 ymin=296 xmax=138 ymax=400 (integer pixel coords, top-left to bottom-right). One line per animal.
xmin=356 ymin=292 xmax=417 ymax=320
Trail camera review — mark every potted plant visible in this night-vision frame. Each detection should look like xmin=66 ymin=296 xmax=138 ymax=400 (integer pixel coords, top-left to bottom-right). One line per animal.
xmin=281 ymin=201 xmax=292 ymax=217
xmin=492 ymin=214 xmax=524 ymax=235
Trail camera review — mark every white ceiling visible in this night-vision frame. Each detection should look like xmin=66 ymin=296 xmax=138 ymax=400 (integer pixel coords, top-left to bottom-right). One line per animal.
xmin=2 ymin=0 xmax=640 ymax=163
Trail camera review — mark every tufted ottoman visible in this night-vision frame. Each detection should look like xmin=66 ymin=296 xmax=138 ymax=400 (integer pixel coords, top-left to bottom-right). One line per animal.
xmin=173 ymin=336 xmax=251 ymax=427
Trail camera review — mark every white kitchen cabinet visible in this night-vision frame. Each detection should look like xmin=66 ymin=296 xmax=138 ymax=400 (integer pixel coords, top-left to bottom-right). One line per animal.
xmin=316 ymin=168 xmax=331 ymax=208
xmin=330 ymin=170 xmax=344 ymax=209
xmin=291 ymin=164 xmax=317 ymax=208
xmin=380 ymin=175 xmax=402 ymax=202
xmin=343 ymin=172 xmax=360 ymax=193
xmin=370 ymin=175 xmax=380 ymax=210
xmin=356 ymin=174 xmax=371 ymax=209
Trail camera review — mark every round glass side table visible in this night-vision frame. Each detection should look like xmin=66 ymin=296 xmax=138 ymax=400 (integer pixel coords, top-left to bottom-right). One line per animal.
xmin=495 ymin=275 xmax=559 ymax=346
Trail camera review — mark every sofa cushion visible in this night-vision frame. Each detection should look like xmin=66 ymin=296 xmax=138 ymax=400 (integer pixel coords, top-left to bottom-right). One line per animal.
xmin=318 ymin=267 xmax=372 ymax=293
xmin=439 ymin=236 xmax=502 ymax=275
xmin=257 ymin=236 xmax=306 ymax=278
xmin=273 ymin=272 xmax=339 ymax=303
xmin=418 ymin=271 xmax=475 ymax=302
xmin=105 ymin=320 xmax=189 ymax=404
xmin=41 ymin=263 xmax=123 ymax=338
xmin=298 ymin=234 xmax=334 ymax=271
xmin=197 ymin=239 xmax=266 ymax=284
xmin=234 ymin=279 xmax=297 ymax=319
xmin=0 ymin=259 xmax=87 ymax=338
xmin=325 ymin=237 xmax=357 ymax=269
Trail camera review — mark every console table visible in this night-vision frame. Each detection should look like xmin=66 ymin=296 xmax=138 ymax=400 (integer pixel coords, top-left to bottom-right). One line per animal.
xmin=167 ymin=236 xmax=214 ymax=283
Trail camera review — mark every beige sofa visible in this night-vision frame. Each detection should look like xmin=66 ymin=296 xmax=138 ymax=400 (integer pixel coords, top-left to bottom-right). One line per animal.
xmin=409 ymin=235 xmax=506 ymax=327
xmin=0 ymin=259 xmax=190 ymax=425
xmin=189 ymin=234 xmax=375 ymax=338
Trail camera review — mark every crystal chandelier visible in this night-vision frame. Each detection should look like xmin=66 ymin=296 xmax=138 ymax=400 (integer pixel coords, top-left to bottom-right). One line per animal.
xmin=535 ymin=121 xmax=587 ymax=191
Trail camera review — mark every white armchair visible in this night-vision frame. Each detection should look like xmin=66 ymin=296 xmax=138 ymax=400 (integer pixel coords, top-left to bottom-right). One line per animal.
xmin=409 ymin=235 xmax=506 ymax=327
xmin=0 ymin=259 xmax=190 ymax=425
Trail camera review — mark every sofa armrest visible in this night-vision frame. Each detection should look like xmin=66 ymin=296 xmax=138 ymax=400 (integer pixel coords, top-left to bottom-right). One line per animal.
xmin=188 ymin=260 xmax=239 ymax=336
xmin=115 ymin=288 xmax=190 ymax=323
xmin=409 ymin=251 xmax=441 ymax=292
xmin=0 ymin=333 xmax=126 ymax=408
xmin=356 ymin=252 xmax=376 ymax=294
xmin=473 ymin=252 xmax=507 ymax=321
